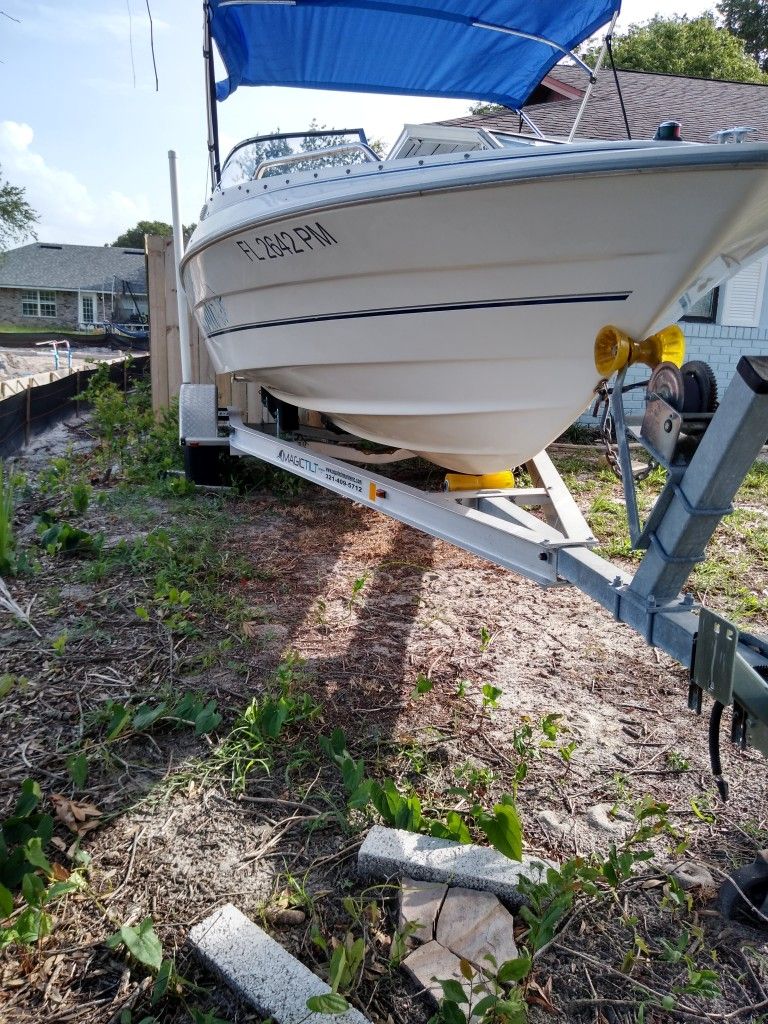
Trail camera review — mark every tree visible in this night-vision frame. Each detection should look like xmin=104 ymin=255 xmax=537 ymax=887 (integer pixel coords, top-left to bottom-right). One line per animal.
xmin=583 ymin=13 xmax=767 ymax=82
xmin=718 ymin=0 xmax=768 ymax=70
xmin=0 ymin=164 xmax=38 ymax=251
xmin=111 ymin=221 xmax=196 ymax=248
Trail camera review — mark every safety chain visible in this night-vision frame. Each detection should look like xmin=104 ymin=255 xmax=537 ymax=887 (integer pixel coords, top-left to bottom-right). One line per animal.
xmin=592 ymin=379 xmax=656 ymax=482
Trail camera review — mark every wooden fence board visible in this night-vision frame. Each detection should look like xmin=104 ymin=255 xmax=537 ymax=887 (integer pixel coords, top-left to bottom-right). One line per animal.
xmin=146 ymin=234 xmax=264 ymax=423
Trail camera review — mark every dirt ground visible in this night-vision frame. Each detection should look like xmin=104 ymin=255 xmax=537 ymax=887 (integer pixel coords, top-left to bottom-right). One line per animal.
xmin=0 ymin=348 xmax=125 ymax=383
xmin=1 ymin=413 xmax=767 ymax=1024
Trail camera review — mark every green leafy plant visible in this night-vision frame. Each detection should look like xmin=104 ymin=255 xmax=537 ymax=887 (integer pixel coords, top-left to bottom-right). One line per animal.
xmin=107 ymin=916 xmax=163 ymax=971
xmin=412 ymin=673 xmax=435 ymax=698
xmin=320 ymin=729 xmax=524 ymax=862
xmin=200 ymin=653 xmax=319 ymax=793
xmin=429 ymin=954 xmax=530 ymax=1024
xmin=347 ymin=572 xmax=369 ymax=612
xmin=70 ymin=479 xmax=91 ymax=515
xmin=479 ymin=626 xmax=493 ymax=652
xmin=0 ymin=458 xmax=18 ymax=574
xmin=665 ymin=750 xmax=691 ymax=773
xmin=481 ymin=683 xmax=503 ymax=708
xmin=0 ymin=780 xmax=87 ymax=949
xmin=38 ymin=518 xmax=103 ymax=557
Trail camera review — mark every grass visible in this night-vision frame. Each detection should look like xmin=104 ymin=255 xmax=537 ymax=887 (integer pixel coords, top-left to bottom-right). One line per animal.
xmin=551 ymin=447 xmax=768 ymax=626
xmin=0 ymin=323 xmax=105 ymax=337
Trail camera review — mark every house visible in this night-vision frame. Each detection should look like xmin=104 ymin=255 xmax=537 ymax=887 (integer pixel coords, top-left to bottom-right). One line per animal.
xmin=0 ymin=243 xmax=148 ymax=332
xmin=445 ymin=67 xmax=768 ymax=417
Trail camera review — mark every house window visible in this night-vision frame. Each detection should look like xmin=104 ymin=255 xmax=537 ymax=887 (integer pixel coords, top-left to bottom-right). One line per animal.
xmin=81 ymin=296 xmax=94 ymax=323
xmin=21 ymin=289 xmax=57 ymax=318
xmin=682 ymin=288 xmax=719 ymax=323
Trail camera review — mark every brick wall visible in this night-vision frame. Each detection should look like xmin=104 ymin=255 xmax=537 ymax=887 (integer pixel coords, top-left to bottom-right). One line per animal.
xmin=0 ymin=288 xmax=80 ymax=330
xmin=578 ymin=321 xmax=768 ymax=425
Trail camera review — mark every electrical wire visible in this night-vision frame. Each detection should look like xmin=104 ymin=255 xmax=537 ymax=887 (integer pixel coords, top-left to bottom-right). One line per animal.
xmin=126 ymin=0 xmax=136 ymax=88
xmin=145 ymin=0 xmax=159 ymax=91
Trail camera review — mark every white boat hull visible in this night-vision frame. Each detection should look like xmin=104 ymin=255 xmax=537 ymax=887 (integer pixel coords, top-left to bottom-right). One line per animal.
xmin=182 ymin=144 xmax=768 ymax=472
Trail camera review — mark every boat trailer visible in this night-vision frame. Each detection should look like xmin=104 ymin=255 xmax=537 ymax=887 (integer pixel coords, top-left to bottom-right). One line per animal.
xmin=179 ymin=354 xmax=768 ymax=789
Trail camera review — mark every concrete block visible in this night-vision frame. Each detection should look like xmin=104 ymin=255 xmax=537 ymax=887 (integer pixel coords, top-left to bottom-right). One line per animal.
xmin=358 ymin=826 xmax=553 ymax=909
xmin=400 ymin=876 xmax=448 ymax=942
xmin=435 ymin=887 xmax=518 ymax=969
xmin=189 ymin=904 xmax=370 ymax=1024
xmin=401 ymin=940 xmax=481 ymax=1008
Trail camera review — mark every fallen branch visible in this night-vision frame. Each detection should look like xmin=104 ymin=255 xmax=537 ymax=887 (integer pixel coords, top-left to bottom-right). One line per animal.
xmin=0 ymin=576 xmax=41 ymax=635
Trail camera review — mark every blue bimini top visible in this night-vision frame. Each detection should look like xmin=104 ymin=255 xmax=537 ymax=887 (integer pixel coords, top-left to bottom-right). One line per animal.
xmin=209 ymin=0 xmax=621 ymax=107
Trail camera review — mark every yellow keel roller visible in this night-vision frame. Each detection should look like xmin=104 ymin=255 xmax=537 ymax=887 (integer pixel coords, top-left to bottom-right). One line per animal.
xmin=594 ymin=323 xmax=685 ymax=376
xmin=444 ymin=470 xmax=515 ymax=492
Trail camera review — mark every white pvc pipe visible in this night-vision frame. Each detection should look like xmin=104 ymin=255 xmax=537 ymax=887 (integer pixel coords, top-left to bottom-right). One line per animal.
xmin=168 ymin=149 xmax=193 ymax=384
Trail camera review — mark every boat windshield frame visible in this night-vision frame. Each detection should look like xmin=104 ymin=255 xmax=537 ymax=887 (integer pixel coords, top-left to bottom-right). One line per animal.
xmin=220 ymin=127 xmax=370 ymax=178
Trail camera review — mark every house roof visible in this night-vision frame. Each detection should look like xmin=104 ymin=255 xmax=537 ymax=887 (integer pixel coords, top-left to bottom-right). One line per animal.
xmin=444 ymin=66 xmax=768 ymax=143
xmin=0 ymin=243 xmax=147 ymax=295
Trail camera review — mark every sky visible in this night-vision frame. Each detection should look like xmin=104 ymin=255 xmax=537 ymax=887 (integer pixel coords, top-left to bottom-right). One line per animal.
xmin=0 ymin=0 xmax=714 ymax=246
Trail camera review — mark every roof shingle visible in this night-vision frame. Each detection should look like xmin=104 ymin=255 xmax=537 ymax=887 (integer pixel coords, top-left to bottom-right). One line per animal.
xmin=445 ymin=66 xmax=768 ymax=144
xmin=0 ymin=243 xmax=147 ymax=294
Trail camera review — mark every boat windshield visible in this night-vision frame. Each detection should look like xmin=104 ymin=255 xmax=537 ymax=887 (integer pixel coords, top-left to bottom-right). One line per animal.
xmin=490 ymin=131 xmax=564 ymax=148
xmin=220 ymin=129 xmax=372 ymax=188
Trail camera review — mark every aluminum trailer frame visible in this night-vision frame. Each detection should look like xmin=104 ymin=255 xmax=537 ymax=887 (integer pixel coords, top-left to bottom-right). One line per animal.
xmin=179 ymin=355 xmax=768 ymax=764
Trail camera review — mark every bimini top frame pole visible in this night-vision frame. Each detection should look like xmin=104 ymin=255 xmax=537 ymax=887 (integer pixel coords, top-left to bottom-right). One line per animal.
xmin=204 ymin=2 xmax=222 ymax=186
xmin=568 ymin=11 xmax=617 ymax=142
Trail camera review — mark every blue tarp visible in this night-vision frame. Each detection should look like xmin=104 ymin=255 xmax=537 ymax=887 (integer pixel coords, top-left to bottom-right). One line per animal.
xmin=209 ymin=0 xmax=621 ymax=107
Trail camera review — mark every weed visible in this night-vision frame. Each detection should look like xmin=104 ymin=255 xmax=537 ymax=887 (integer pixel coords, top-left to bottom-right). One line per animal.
xmin=196 ymin=653 xmax=320 ymax=794
xmin=320 ymin=727 xmax=523 ymax=860
xmin=0 ymin=780 xmax=88 ymax=950
xmin=0 ymin=459 xmax=18 ymax=574
xmin=479 ymin=625 xmax=492 ymax=652
xmin=430 ymin=953 xmax=530 ymax=1023
xmin=412 ymin=673 xmax=435 ymax=698
xmin=481 ymin=683 xmax=503 ymax=708
xmin=454 ymin=762 xmax=496 ymax=795
xmin=665 ymin=750 xmax=691 ymax=773
xmin=347 ymin=572 xmax=369 ymax=612
xmin=38 ymin=516 xmax=103 ymax=557
xmin=69 ymin=479 xmax=91 ymax=515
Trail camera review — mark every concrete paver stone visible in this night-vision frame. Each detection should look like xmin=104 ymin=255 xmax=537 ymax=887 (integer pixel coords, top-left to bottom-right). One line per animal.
xmin=399 ymin=876 xmax=448 ymax=942
xmin=435 ymin=886 xmax=518 ymax=969
xmin=359 ymin=825 xmax=553 ymax=909
xmin=402 ymin=939 xmax=490 ymax=1019
xmin=188 ymin=903 xmax=370 ymax=1024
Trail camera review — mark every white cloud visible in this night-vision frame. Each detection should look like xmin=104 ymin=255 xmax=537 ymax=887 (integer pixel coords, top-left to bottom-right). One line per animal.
xmin=0 ymin=121 xmax=152 ymax=245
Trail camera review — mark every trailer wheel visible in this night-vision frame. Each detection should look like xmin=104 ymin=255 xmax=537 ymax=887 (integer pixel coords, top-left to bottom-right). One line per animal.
xmin=183 ymin=443 xmax=226 ymax=486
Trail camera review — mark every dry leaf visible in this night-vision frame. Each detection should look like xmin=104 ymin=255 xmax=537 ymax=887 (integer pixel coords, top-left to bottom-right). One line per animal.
xmin=51 ymin=863 xmax=70 ymax=882
xmin=527 ymin=976 xmax=557 ymax=1014
xmin=50 ymin=794 xmax=102 ymax=835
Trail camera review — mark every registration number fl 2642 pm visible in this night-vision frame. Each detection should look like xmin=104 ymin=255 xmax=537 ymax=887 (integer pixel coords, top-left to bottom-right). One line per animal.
xmin=235 ymin=221 xmax=338 ymax=263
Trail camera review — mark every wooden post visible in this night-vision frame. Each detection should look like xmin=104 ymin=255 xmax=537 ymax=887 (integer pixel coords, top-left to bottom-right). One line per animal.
xmin=25 ymin=384 xmax=31 ymax=445
xmin=145 ymin=232 xmax=266 ymax=425
xmin=147 ymin=234 xmax=170 ymax=416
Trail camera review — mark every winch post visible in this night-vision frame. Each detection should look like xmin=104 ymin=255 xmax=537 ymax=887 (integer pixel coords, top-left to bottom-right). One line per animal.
xmin=628 ymin=356 xmax=768 ymax=607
